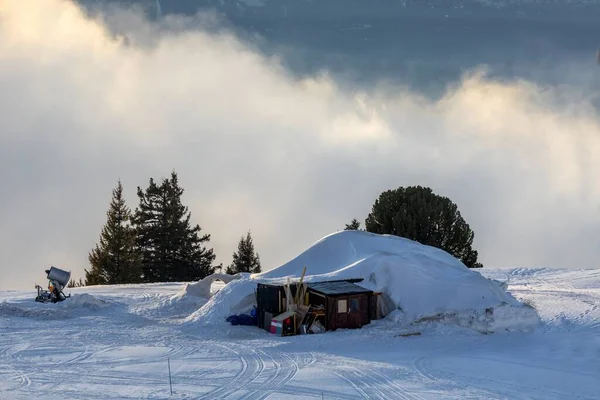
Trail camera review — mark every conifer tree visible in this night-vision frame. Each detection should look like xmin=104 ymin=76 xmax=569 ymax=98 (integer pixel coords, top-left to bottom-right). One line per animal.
xmin=365 ymin=185 xmax=483 ymax=268
xmin=226 ymin=231 xmax=261 ymax=275
xmin=86 ymin=181 xmax=142 ymax=285
xmin=134 ymin=171 xmax=217 ymax=282
xmin=344 ymin=218 xmax=361 ymax=230
xmin=68 ymin=278 xmax=85 ymax=288
xmin=85 ymin=262 xmax=105 ymax=286
xmin=132 ymin=177 xmax=163 ymax=282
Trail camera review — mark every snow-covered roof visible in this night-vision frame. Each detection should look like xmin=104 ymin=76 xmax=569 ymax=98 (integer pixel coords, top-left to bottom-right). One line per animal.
xmin=307 ymin=280 xmax=372 ymax=296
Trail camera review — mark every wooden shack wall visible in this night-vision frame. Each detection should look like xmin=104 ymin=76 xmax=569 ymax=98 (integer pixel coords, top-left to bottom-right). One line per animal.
xmin=358 ymin=295 xmax=370 ymax=325
xmin=320 ymin=292 xmax=373 ymax=331
xmin=256 ymin=284 xmax=282 ymax=330
xmin=326 ymin=297 xmax=336 ymax=331
xmin=256 ymin=283 xmax=301 ymax=330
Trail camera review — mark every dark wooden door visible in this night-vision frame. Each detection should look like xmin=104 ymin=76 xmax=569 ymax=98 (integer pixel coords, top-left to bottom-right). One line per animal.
xmin=335 ymin=297 xmax=348 ymax=329
xmin=334 ymin=296 xmax=363 ymax=329
xmin=347 ymin=296 xmax=362 ymax=328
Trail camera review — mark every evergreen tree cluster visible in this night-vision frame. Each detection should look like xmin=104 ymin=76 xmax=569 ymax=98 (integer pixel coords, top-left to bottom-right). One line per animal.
xmin=87 ymin=174 xmax=483 ymax=286
xmin=67 ymin=278 xmax=85 ymax=288
xmin=133 ymin=172 xmax=217 ymax=282
xmin=86 ymin=171 xmax=227 ymax=285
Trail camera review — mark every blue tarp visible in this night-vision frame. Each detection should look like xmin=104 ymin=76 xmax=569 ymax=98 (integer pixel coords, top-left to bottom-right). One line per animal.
xmin=226 ymin=308 xmax=258 ymax=326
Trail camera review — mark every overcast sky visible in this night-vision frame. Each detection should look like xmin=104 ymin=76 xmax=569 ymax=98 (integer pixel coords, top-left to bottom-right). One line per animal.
xmin=2 ymin=0 xmax=600 ymax=290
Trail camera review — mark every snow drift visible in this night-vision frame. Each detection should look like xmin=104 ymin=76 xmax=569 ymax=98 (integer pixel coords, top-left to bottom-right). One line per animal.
xmin=171 ymin=273 xmax=242 ymax=302
xmin=188 ymin=231 xmax=540 ymax=332
xmin=0 ymin=293 xmax=110 ymax=319
xmin=151 ymin=273 xmax=245 ymax=320
xmin=186 ymin=278 xmax=258 ymax=324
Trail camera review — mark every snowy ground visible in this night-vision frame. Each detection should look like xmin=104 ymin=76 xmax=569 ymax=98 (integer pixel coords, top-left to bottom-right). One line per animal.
xmin=1 ymin=268 xmax=599 ymax=399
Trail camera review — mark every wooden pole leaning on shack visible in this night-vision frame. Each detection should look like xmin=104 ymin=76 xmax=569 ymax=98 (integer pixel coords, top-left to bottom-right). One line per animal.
xmin=284 ymin=266 xmax=307 ymax=312
xmin=293 ymin=267 xmax=309 ymax=331
xmin=279 ymin=266 xmax=310 ymax=332
xmin=285 ymin=277 xmax=294 ymax=311
xmin=294 ymin=266 xmax=308 ymax=305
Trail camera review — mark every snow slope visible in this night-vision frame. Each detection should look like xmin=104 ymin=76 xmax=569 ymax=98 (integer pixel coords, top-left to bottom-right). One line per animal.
xmin=189 ymin=231 xmax=539 ymax=332
xmin=1 ymin=267 xmax=599 ymax=399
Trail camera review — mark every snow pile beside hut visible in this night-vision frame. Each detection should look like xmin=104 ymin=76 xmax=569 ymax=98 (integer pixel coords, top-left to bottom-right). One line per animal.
xmin=172 ymin=273 xmax=242 ymax=301
xmin=186 ymin=231 xmax=540 ymax=333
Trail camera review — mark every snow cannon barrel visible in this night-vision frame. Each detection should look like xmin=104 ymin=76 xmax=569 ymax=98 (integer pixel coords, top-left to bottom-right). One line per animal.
xmin=46 ymin=267 xmax=71 ymax=287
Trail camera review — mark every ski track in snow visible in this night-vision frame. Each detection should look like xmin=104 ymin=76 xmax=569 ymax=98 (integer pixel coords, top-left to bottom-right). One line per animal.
xmin=1 ymin=268 xmax=600 ymax=399
xmin=333 ymin=368 xmax=422 ymax=400
xmin=200 ymin=344 xmax=303 ymax=400
xmin=414 ymin=353 xmax=598 ymax=400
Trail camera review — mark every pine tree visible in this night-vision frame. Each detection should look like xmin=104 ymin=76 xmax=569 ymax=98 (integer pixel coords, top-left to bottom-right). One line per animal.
xmin=365 ymin=186 xmax=482 ymax=268
xmin=344 ymin=218 xmax=361 ymax=230
xmin=133 ymin=171 xmax=217 ymax=282
xmin=166 ymin=171 xmax=217 ymax=281
xmin=85 ymin=259 xmax=106 ymax=286
xmin=85 ymin=181 xmax=142 ymax=285
xmin=132 ymin=177 xmax=163 ymax=282
xmin=226 ymin=231 xmax=261 ymax=275
xmin=68 ymin=278 xmax=85 ymax=288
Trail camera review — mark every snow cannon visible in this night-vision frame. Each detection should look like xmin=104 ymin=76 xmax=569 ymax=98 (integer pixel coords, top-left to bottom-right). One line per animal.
xmin=47 ymin=266 xmax=71 ymax=288
xmin=35 ymin=266 xmax=71 ymax=303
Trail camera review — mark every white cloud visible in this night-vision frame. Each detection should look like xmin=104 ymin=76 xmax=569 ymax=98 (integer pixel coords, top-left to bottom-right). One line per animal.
xmin=1 ymin=0 xmax=599 ymax=289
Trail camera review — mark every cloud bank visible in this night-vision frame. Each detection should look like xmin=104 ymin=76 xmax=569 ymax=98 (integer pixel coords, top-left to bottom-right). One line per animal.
xmin=1 ymin=0 xmax=599 ymax=289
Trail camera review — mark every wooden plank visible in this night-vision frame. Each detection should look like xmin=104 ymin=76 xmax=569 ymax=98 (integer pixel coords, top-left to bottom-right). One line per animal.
xmin=395 ymin=331 xmax=421 ymax=337
xmin=294 ymin=266 xmax=307 ymax=305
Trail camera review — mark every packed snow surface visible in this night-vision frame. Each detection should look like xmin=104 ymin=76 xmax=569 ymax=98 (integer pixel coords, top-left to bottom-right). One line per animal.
xmin=190 ymin=231 xmax=540 ymax=332
xmin=1 ymin=267 xmax=599 ymax=399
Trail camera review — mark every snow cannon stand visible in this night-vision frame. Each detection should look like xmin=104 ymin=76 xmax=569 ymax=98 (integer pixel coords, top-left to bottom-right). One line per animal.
xmin=35 ymin=266 xmax=71 ymax=303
